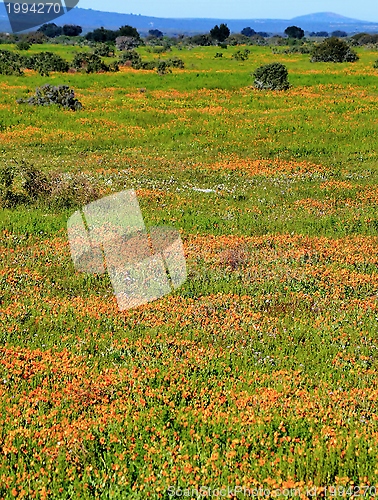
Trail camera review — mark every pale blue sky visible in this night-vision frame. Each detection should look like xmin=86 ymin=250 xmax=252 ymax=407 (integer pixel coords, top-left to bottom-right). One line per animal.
xmin=76 ymin=0 xmax=378 ymax=21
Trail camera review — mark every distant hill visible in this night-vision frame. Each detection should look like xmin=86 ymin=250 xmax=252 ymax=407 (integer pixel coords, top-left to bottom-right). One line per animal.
xmin=289 ymin=12 xmax=378 ymax=33
xmin=292 ymin=12 xmax=361 ymax=23
xmin=0 ymin=6 xmax=377 ymax=35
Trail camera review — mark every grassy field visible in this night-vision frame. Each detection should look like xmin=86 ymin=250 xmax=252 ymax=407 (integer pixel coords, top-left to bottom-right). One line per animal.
xmin=1 ymin=43 xmax=378 ymax=497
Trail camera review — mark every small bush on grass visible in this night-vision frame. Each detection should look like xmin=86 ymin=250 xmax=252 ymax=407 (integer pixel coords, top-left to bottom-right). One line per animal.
xmin=119 ymin=49 xmax=142 ymax=67
xmin=17 ymin=84 xmax=83 ymax=111
xmin=233 ymin=49 xmax=250 ymax=61
xmin=311 ymin=37 xmax=359 ymax=62
xmin=253 ymin=62 xmax=290 ymax=90
xmin=72 ymin=52 xmax=118 ymax=73
xmin=0 ymin=50 xmax=25 ymax=75
xmin=165 ymin=57 xmax=185 ymax=68
xmin=47 ymin=172 xmax=100 ymax=209
xmin=16 ymin=40 xmax=31 ymax=51
xmin=373 ymin=60 xmax=378 ymax=68
xmin=25 ymin=52 xmax=69 ymax=75
xmin=156 ymin=60 xmax=172 ymax=75
xmin=93 ymin=42 xmax=115 ymax=57
xmin=0 ymin=162 xmax=49 ymax=208
xmin=0 ymin=162 xmax=100 ymax=209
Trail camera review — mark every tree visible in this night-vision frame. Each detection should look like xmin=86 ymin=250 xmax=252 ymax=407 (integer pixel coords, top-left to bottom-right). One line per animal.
xmin=37 ymin=23 xmax=62 ymax=38
xmin=85 ymin=27 xmax=118 ymax=42
xmin=241 ymin=27 xmax=256 ymax=37
xmin=118 ymin=25 xmax=140 ymax=40
xmin=149 ymin=29 xmax=163 ymax=38
xmin=311 ymin=37 xmax=359 ymax=63
xmin=331 ymin=30 xmax=348 ymax=38
xmin=62 ymin=25 xmax=82 ymax=37
xmin=310 ymin=31 xmax=329 ymax=37
xmin=210 ymin=23 xmax=230 ymax=42
xmin=253 ymin=62 xmax=290 ymax=90
xmin=284 ymin=25 xmax=304 ymax=39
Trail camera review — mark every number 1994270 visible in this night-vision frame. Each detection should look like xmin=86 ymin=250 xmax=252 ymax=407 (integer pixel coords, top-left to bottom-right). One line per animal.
xmin=6 ymin=3 xmax=62 ymax=14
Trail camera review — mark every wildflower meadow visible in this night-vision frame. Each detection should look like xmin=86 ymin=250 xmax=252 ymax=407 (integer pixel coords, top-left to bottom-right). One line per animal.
xmin=1 ymin=42 xmax=378 ymax=497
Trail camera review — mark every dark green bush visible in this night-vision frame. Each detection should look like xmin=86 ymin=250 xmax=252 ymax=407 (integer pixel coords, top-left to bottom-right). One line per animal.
xmin=253 ymin=62 xmax=290 ymax=90
xmin=16 ymin=40 xmax=31 ymax=51
xmin=17 ymin=84 xmax=83 ymax=111
xmin=119 ymin=49 xmax=142 ymax=67
xmin=165 ymin=57 xmax=184 ymax=68
xmin=25 ymin=52 xmax=69 ymax=76
xmin=373 ymin=60 xmax=378 ymax=68
xmin=0 ymin=50 xmax=70 ymax=76
xmin=311 ymin=37 xmax=359 ymax=63
xmin=232 ymin=49 xmax=250 ymax=61
xmin=93 ymin=43 xmax=115 ymax=57
xmin=0 ymin=50 xmax=25 ymax=75
xmin=156 ymin=60 xmax=172 ymax=75
xmin=72 ymin=52 xmax=118 ymax=73
xmin=140 ymin=61 xmax=157 ymax=70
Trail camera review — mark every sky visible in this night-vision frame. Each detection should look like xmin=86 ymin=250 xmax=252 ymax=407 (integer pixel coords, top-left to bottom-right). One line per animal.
xmin=76 ymin=0 xmax=378 ymax=21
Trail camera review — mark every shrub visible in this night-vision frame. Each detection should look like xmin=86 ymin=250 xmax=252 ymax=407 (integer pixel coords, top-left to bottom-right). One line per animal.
xmin=17 ymin=84 xmax=83 ymax=111
xmin=23 ymin=31 xmax=48 ymax=44
xmin=26 ymin=52 xmax=69 ymax=75
xmin=374 ymin=60 xmax=378 ymax=68
xmin=311 ymin=37 xmax=359 ymax=63
xmin=226 ymin=34 xmax=251 ymax=46
xmin=115 ymin=36 xmax=140 ymax=51
xmin=119 ymin=49 xmax=141 ymax=66
xmin=187 ymin=34 xmax=213 ymax=46
xmin=165 ymin=57 xmax=184 ymax=68
xmin=156 ymin=60 xmax=172 ymax=75
xmin=253 ymin=62 xmax=290 ymax=90
xmin=140 ymin=61 xmax=157 ymax=70
xmin=0 ymin=162 xmax=50 ymax=208
xmin=93 ymin=42 xmax=115 ymax=57
xmin=351 ymin=33 xmax=378 ymax=46
xmin=47 ymin=172 xmax=100 ymax=209
xmin=214 ymin=52 xmax=223 ymax=58
xmin=0 ymin=50 xmax=24 ymax=75
xmin=0 ymin=162 xmax=99 ymax=209
xmin=232 ymin=49 xmax=250 ymax=61
xmin=272 ymin=44 xmax=313 ymax=55
xmin=72 ymin=52 xmax=118 ymax=73
xmin=16 ymin=40 xmax=31 ymax=51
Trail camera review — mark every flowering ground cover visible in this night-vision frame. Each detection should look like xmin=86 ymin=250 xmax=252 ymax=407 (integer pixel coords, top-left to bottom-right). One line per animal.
xmin=0 ymin=44 xmax=378 ymax=497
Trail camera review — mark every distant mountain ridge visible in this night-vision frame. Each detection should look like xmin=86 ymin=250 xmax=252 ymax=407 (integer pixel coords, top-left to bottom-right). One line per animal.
xmin=0 ymin=6 xmax=377 ymax=35
xmin=292 ymin=12 xmax=363 ymax=23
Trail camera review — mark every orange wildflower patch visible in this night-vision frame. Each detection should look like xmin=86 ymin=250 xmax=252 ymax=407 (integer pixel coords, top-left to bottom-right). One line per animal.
xmin=207 ymin=155 xmax=326 ymax=177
